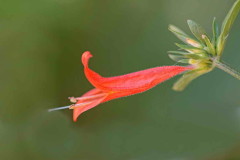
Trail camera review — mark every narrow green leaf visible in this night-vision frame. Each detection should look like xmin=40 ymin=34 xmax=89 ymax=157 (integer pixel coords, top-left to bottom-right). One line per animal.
xmin=169 ymin=25 xmax=202 ymax=48
xmin=169 ymin=25 xmax=188 ymax=36
xmin=217 ymin=0 xmax=240 ymax=56
xmin=185 ymin=54 xmax=203 ymax=59
xmin=175 ymin=43 xmax=204 ymax=53
xmin=221 ymin=0 xmax=240 ymax=39
xmin=168 ymin=51 xmax=204 ymax=60
xmin=178 ymin=59 xmax=189 ymax=63
xmin=168 ymin=51 xmax=189 ymax=55
xmin=202 ymin=35 xmax=216 ymax=55
xmin=172 ymin=69 xmax=210 ymax=91
xmin=187 ymin=20 xmax=207 ymax=44
xmin=212 ymin=17 xmax=219 ymax=46
xmin=175 ymin=43 xmax=198 ymax=50
xmin=168 ymin=54 xmax=185 ymax=62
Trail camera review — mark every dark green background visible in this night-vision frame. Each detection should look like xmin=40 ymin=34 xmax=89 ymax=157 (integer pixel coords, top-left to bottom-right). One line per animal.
xmin=1 ymin=0 xmax=240 ymax=159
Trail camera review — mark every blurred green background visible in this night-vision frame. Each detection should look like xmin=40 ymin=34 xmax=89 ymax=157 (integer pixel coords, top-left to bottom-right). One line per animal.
xmin=1 ymin=0 xmax=240 ymax=159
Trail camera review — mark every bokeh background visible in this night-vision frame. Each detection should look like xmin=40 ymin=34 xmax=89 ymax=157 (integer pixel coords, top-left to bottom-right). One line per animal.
xmin=1 ymin=0 xmax=240 ymax=159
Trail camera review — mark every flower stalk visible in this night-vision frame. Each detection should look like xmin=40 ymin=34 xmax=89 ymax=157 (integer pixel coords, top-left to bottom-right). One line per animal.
xmin=214 ymin=60 xmax=240 ymax=80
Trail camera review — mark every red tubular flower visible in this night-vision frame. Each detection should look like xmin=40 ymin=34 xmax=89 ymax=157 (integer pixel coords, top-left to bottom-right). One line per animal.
xmin=48 ymin=51 xmax=193 ymax=121
xmin=67 ymin=51 xmax=193 ymax=121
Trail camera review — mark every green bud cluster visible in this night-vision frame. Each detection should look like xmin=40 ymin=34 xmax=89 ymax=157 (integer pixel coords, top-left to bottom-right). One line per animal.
xmin=168 ymin=0 xmax=240 ymax=91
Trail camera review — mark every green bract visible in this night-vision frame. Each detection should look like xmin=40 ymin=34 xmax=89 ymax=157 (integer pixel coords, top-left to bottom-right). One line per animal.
xmin=218 ymin=0 xmax=240 ymax=56
xmin=169 ymin=0 xmax=240 ymax=91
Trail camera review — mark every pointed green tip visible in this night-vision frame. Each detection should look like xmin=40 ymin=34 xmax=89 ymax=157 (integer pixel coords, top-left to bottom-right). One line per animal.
xmin=187 ymin=20 xmax=197 ymax=28
xmin=168 ymin=24 xmax=173 ymax=30
xmin=187 ymin=19 xmax=192 ymax=24
xmin=168 ymin=24 xmax=178 ymax=32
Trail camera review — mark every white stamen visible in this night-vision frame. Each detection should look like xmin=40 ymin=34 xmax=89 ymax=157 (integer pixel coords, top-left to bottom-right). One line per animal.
xmin=69 ymin=101 xmax=93 ymax=109
xmin=71 ymin=93 xmax=107 ymax=102
xmin=48 ymin=105 xmax=71 ymax=112
xmin=48 ymin=93 xmax=107 ymax=112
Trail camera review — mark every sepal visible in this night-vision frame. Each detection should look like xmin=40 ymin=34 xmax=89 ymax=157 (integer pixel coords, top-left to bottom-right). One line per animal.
xmin=172 ymin=68 xmax=211 ymax=91
xmin=169 ymin=25 xmax=202 ymax=48
xmin=187 ymin=20 xmax=208 ymax=44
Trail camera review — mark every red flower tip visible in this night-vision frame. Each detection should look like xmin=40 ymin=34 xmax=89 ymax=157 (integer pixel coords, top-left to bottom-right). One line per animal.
xmin=70 ymin=51 xmax=193 ymax=121
xmin=82 ymin=51 xmax=92 ymax=67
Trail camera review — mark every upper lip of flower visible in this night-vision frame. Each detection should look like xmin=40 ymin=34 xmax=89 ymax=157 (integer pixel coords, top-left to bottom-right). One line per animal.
xmin=82 ymin=51 xmax=193 ymax=91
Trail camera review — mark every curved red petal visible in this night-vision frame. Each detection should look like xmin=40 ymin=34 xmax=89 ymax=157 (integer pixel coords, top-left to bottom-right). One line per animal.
xmin=73 ymin=88 xmax=107 ymax=122
xmin=82 ymin=51 xmax=193 ymax=92
xmin=82 ymin=51 xmax=104 ymax=84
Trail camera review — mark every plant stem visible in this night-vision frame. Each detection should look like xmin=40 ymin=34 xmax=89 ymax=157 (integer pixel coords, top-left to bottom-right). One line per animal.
xmin=214 ymin=60 xmax=240 ymax=80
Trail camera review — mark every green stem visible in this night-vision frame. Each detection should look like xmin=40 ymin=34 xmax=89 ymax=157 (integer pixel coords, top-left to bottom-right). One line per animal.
xmin=214 ymin=60 xmax=240 ymax=80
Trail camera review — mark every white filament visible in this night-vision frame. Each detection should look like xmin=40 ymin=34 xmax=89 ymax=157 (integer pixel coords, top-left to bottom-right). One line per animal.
xmin=48 ymin=105 xmax=71 ymax=112
xmin=48 ymin=101 xmax=94 ymax=112
xmin=48 ymin=93 xmax=107 ymax=112
xmin=71 ymin=93 xmax=107 ymax=101
xmin=69 ymin=101 xmax=93 ymax=109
